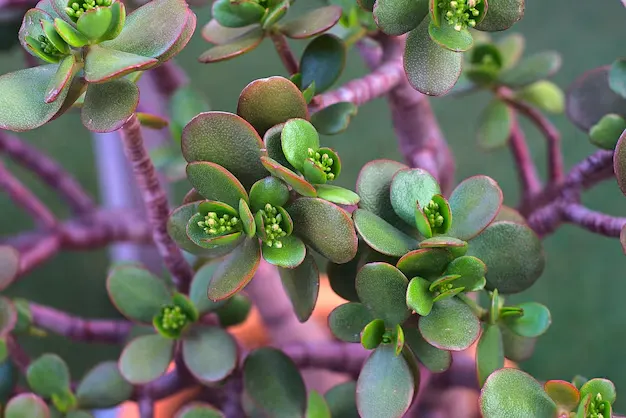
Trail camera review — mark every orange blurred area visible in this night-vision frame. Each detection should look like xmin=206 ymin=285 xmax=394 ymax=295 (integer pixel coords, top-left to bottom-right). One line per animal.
xmin=118 ymin=277 xmax=515 ymax=417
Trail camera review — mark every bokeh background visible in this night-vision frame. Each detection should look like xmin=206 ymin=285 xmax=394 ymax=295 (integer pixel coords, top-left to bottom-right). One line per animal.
xmin=1 ymin=0 xmax=626 ymax=412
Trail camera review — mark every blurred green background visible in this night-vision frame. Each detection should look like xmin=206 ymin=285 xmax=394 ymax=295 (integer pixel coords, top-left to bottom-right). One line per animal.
xmin=2 ymin=0 xmax=626 ymax=411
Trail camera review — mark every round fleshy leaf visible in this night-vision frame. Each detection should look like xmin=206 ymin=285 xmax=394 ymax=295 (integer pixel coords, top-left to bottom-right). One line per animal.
xmin=373 ymin=0 xmax=428 ymax=35
xmin=81 ymin=78 xmax=138 ymax=133
xmin=287 ymin=198 xmax=357 ymax=264
xmin=100 ymin=0 xmax=193 ymax=61
xmin=0 ymin=65 xmax=73 ymax=132
xmin=356 ymin=263 xmax=410 ymax=326
xmin=279 ymin=253 xmax=319 ymax=322
xmin=119 ymin=334 xmax=174 ymax=384
xmin=360 ymin=318 xmax=386 ymax=350
xmin=315 ymin=185 xmax=360 ymax=205
xmin=406 ymin=276 xmax=434 ymax=316
xmin=19 ymin=8 xmax=51 ymax=55
xmin=327 ymin=257 xmax=359 ymax=302
xmin=198 ymin=27 xmax=264 ymax=63
xmin=477 ymin=100 xmax=513 ymax=150
xmin=579 ymin=378 xmax=616 ymax=404
xmin=182 ymin=327 xmax=237 ymax=384
xmin=403 ymin=327 xmax=451 ymax=373
xmin=212 ymin=0 xmax=264 ymax=28
xmin=182 ymin=112 xmax=265 ymax=189
xmin=5 ymin=394 xmax=50 ymax=418
xmin=475 ymin=0 xmax=524 ymax=32
xmin=249 ymin=176 xmax=290 ymax=213
xmin=480 ymin=368 xmax=558 ymax=418
xmin=237 ymin=199 xmax=256 ymax=238
xmin=261 ymin=236 xmax=306 ymax=268
xmin=106 ymin=265 xmax=170 ymax=323
xmin=214 ymin=294 xmax=252 ymax=327
xmin=467 ymin=221 xmax=545 ymax=294
xmin=502 ymin=302 xmax=551 ymax=338
xmin=419 ymin=297 xmax=481 ymax=351
xmin=325 ymin=382 xmax=358 ymax=418
xmin=300 ymin=34 xmax=346 ymax=94
xmin=190 ymin=262 xmax=227 ymax=315
xmin=175 ymin=403 xmax=225 ymax=418
xmin=420 ymin=236 xmax=467 ymax=251
xmin=281 ymin=118 xmax=320 ymax=172
xmin=311 ymin=102 xmax=358 ymax=135
xmin=186 ymin=162 xmax=248 ymax=209
xmin=404 ymin=17 xmax=462 ymax=96
xmin=476 ymin=324 xmax=504 ymax=386
xmin=279 ymin=6 xmax=341 ymax=39
xmin=237 ymin=76 xmax=309 ymax=136
xmin=590 ymin=114 xmax=626 ymax=150
xmin=208 ymin=238 xmax=261 ymax=301
xmin=54 ymin=18 xmax=89 ymax=47
xmin=496 ymin=33 xmax=524 ymax=70
xmin=244 ymin=348 xmax=307 ymax=418
xmin=202 ymin=19 xmax=259 ymax=44
xmin=261 ymin=0 xmax=288 ymax=29
xmin=396 ymin=248 xmax=453 ymax=279
xmin=447 ymin=175 xmax=503 ymax=240
xmin=0 ymin=246 xmax=19 ymax=292
xmin=544 ymin=380 xmax=580 ymax=411
xmin=354 ymin=209 xmax=418 ymax=257
xmin=306 ymin=390 xmax=331 ymax=418
xmin=499 ymin=51 xmax=561 ymax=88
xmin=263 ymin=123 xmax=297 ymax=171
xmin=391 ymin=168 xmax=441 ymax=227
xmin=445 ymin=256 xmax=487 ymax=291
xmin=41 ymin=19 xmax=68 ymax=56
xmin=27 ymin=354 xmax=70 ymax=397
xmin=76 ymin=362 xmax=133 ymax=409
xmin=610 ymin=58 xmax=626 ymax=99
xmin=76 ymin=6 xmax=112 ymax=40
xmin=501 ymin=323 xmax=537 ymax=362
xmin=515 ymin=80 xmax=565 ymax=114
xmin=84 ymin=45 xmax=157 ymax=83
xmin=428 ymin=20 xmax=473 ymax=52
xmin=356 ymin=345 xmax=415 ymax=418
xmin=567 ymin=66 xmax=626 ymax=131
xmin=328 ymin=302 xmax=373 ymax=342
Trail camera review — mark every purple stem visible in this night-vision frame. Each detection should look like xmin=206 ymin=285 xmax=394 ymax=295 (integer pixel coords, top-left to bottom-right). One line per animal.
xmin=509 ymin=116 xmax=542 ymax=201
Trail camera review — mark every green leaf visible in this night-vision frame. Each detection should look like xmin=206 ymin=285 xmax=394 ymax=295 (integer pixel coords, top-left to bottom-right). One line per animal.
xmin=361 ymin=318 xmax=386 ymax=350
xmin=100 ymin=0 xmax=193 ymax=61
xmin=311 ymin=102 xmax=358 ymax=135
xmin=81 ymin=78 xmax=138 ymax=132
xmin=76 ymin=6 xmax=112 ymax=41
xmin=476 ymin=324 xmax=504 ymax=386
xmin=106 ymin=265 xmax=170 ymax=323
xmin=261 ymin=236 xmax=306 ymax=268
xmin=497 ymin=33 xmax=525 ymax=70
xmin=390 ymin=168 xmax=441 ymax=227
xmin=325 ymin=381 xmax=358 ymax=418
xmin=66 ymin=410 xmax=94 ymax=418
xmin=261 ymin=157 xmax=318 ymax=197
xmin=515 ymin=80 xmax=565 ymax=114
xmin=41 ymin=19 xmax=68 ymax=55
xmin=54 ymin=18 xmax=89 ymax=47
xmin=467 ymin=221 xmax=545 ymax=294
xmin=356 ymin=345 xmax=415 ymax=418
xmin=237 ymin=76 xmax=309 ymax=135
xmin=419 ymin=297 xmax=480 ymax=350
xmin=373 ymin=0 xmax=428 ymax=36
xmin=101 ymin=1 xmax=125 ymax=41
xmin=189 ymin=262 xmax=227 ymax=315
xmin=477 ymin=100 xmax=513 ymax=150
xmin=214 ymin=294 xmax=251 ymax=327
xmin=186 ymin=162 xmax=248 ymax=209
xmin=500 ymin=323 xmax=537 ymax=362
xmin=262 ymin=1 xmax=289 ymax=29
xmin=0 ymin=65 xmax=73 ymax=132
xmin=403 ymin=327 xmax=451 ymax=373
xmin=499 ymin=51 xmax=562 ymax=88
xmin=610 ymin=58 xmax=626 ymax=99
xmin=208 ymin=238 xmax=261 ymax=301
xmin=327 ymin=258 xmax=360 ymax=302
xmin=249 ymin=176 xmax=290 ymax=213
xmin=396 ymin=248 xmax=453 ymax=279
xmin=76 ymin=361 xmax=133 ymax=409
xmin=480 ymin=368 xmax=558 ymax=418
xmin=19 ymin=8 xmax=52 ymax=56
xmin=287 ymin=197 xmax=358 ymax=264
xmin=406 ymin=276 xmax=434 ymax=316
xmin=281 ymin=118 xmax=320 ymax=172
xmin=502 ymin=302 xmax=551 ymax=338
xmin=212 ymin=0 xmax=265 ymax=28
xmin=5 ymin=394 xmax=50 ymax=418
xmin=315 ymin=184 xmax=360 ymax=205
xmin=279 ymin=6 xmax=342 ymax=39
xmin=186 ymin=212 xmax=244 ymax=251
xmin=84 ymin=45 xmax=157 ymax=83
xmin=306 ymin=390 xmax=331 ymax=418
xmin=544 ymin=380 xmax=580 ymax=411
xmin=182 ymin=327 xmax=237 ymax=383
xmin=169 ymin=86 xmax=210 ymax=143
xmin=279 ymin=253 xmax=320 ymax=322
xmin=27 ymin=354 xmax=70 ymax=397
xmin=244 ymin=348 xmax=307 ymax=418
xmin=580 ymin=378 xmax=616 ymax=404
xmin=182 ymin=112 xmax=265 ymax=189
xmin=428 ymin=20 xmax=473 ymax=52
xmin=445 ymin=256 xmax=487 ymax=291
xmin=495 ymin=205 xmax=527 ymax=225
xmin=0 ymin=246 xmax=19 ymax=292
xmin=404 ymin=17 xmax=462 ymax=96
xmin=175 ymin=403 xmax=225 ymax=418
xmin=589 ymin=114 xmax=626 ymax=150
xmin=328 ymin=302 xmax=373 ymax=342
xmin=475 ymin=0 xmax=524 ymax=31
xmin=263 ymin=123 xmax=297 ymax=171
xmin=420 ymin=236 xmax=467 ymax=252
xmin=356 ymin=263 xmax=410 ymax=326
xmin=198 ymin=27 xmax=264 ymax=63
xmin=119 ymin=334 xmax=174 ymax=384
xmin=353 ymin=209 xmax=418 ymax=257
xmin=447 ymin=175 xmax=503 ymax=240
xmin=239 ymin=199 xmax=256 ymax=237
xmin=300 ymin=34 xmax=346 ymax=94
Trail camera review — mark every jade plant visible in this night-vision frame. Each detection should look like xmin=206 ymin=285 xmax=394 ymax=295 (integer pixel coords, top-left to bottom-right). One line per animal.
xmin=0 ymin=0 xmax=625 ymax=417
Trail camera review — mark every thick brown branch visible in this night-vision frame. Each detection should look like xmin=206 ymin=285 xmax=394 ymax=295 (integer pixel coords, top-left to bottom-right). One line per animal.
xmin=270 ymin=32 xmax=299 ymax=75
xmin=119 ymin=114 xmax=193 ymax=292
xmin=0 ymin=132 xmax=95 ymax=214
